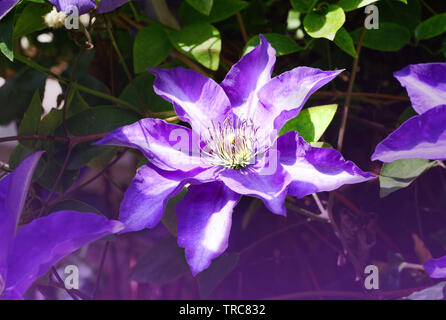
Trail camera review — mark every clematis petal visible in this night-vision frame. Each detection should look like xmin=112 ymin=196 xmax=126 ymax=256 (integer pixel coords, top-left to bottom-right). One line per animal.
xmin=149 ymin=67 xmax=231 ymax=134
xmin=221 ymin=35 xmax=276 ymax=123
xmin=5 ymin=211 xmax=124 ymax=295
xmin=96 ymin=0 xmax=130 ymax=13
xmin=0 ymin=288 xmax=22 ymax=300
xmin=0 ymin=151 xmax=43 ymax=295
xmin=258 ymin=67 xmax=343 ymax=136
xmin=218 ymin=157 xmax=291 ymax=215
xmin=424 ymin=255 xmax=446 ymax=279
xmin=0 ymin=0 xmax=18 ymax=19
xmin=119 ymin=163 xmax=219 ymax=232
xmin=394 ymin=63 xmax=446 ymax=115
xmin=95 ymin=118 xmax=206 ymax=171
xmin=177 ymin=182 xmax=240 ymax=275
xmin=278 ymin=132 xmax=374 ymax=198
xmin=48 ymin=0 xmax=96 ymax=15
xmin=371 ymin=105 xmax=446 ymax=162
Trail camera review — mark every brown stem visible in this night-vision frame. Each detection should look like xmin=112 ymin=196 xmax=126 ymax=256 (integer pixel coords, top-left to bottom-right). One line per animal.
xmin=314 ymin=91 xmax=409 ymax=102
xmin=171 ymin=50 xmax=210 ymax=77
xmin=236 ymin=12 xmax=248 ymax=43
xmin=51 ymin=267 xmax=79 ymax=300
xmin=46 ymin=150 xmax=126 ymax=208
xmin=105 ymin=16 xmax=149 ymax=112
xmin=92 ymin=241 xmax=110 ymax=299
xmin=337 ymin=26 xmax=366 ymax=152
xmin=285 ymin=201 xmax=330 ymax=223
xmin=38 ymin=145 xmax=74 ymax=217
xmin=327 ymin=26 xmax=367 ymax=282
xmin=0 ymin=135 xmax=69 ymax=144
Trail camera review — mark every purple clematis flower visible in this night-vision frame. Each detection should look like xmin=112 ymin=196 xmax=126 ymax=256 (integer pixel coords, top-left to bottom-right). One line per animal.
xmin=0 ymin=152 xmax=125 ymax=299
xmin=47 ymin=0 xmax=130 ymax=15
xmin=370 ymin=63 xmax=446 ymax=279
xmin=371 ymin=63 xmax=446 ymax=162
xmin=47 ymin=0 xmax=96 ymax=15
xmin=0 ymin=0 xmax=129 ymax=20
xmin=95 ymin=36 xmax=375 ymax=275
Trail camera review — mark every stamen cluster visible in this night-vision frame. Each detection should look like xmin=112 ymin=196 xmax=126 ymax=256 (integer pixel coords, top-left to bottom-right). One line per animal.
xmin=202 ymin=118 xmax=260 ymax=170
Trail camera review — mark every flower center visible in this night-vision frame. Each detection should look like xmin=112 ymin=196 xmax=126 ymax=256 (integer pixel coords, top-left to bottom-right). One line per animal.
xmin=202 ymin=118 xmax=260 ymax=170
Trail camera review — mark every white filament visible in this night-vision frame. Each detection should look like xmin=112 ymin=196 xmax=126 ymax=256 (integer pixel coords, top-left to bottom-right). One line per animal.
xmin=201 ymin=117 xmax=262 ymax=170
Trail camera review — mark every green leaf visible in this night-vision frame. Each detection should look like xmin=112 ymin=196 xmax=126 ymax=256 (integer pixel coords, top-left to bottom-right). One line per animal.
xmin=9 ymin=144 xmax=35 ymax=170
xmin=415 ymin=12 xmax=446 ymax=40
xmin=38 ymin=108 xmax=63 ymax=136
xmin=186 ymin=0 xmax=214 ymax=15
xmin=162 ymin=188 xmax=188 ymax=237
xmin=37 ymin=89 xmax=88 ymax=137
xmin=352 ymin=22 xmax=410 ymax=51
xmin=290 ymin=0 xmax=318 ymax=13
xmin=406 ymin=282 xmax=446 ymax=300
xmin=398 ymin=106 xmax=417 ymax=125
xmin=18 ymin=90 xmax=42 ymax=146
xmin=378 ymin=0 xmax=420 ymax=33
xmin=333 ymin=27 xmax=358 ymax=58
xmin=303 ymin=5 xmax=346 ymax=40
xmin=197 ymin=253 xmax=239 ymax=297
xmin=279 ymin=104 xmax=338 ymax=142
xmin=88 ymin=148 xmax=117 ymax=170
xmin=8 ymin=144 xmax=46 ymax=184
xmin=0 ymin=11 xmax=14 ymax=61
xmin=64 ymin=50 xmax=111 ymax=106
xmin=13 ymin=2 xmax=51 ymax=38
xmin=310 ymin=141 xmax=333 ymax=148
xmin=179 ymin=0 xmax=248 ymax=25
xmin=119 ymin=73 xmax=173 ymax=112
xmin=54 ymin=106 xmax=140 ymax=170
xmin=379 ymin=158 xmax=435 ymax=197
xmin=65 ymin=106 xmax=133 ymax=136
xmin=243 ymin=33 xmax=301 ymax=56
xmin=338 ymin=0 xmax=379 ymax=12
xmin=133 ymin=24 xmax=172 ymax=74
xmin=130 ymin=236 xmax=189 ymax=285
xmin=66 ymin=89 xmax=90 ymax=118
xmin=0 ymin=67 xmax=46 ymax=125
xmin=46 ymin=200 xmax=103 ymax=215
xmin=37 ymin=155 xmax=79 ymax=192
xmin=168 ymin=23 xmax=221 ymax=70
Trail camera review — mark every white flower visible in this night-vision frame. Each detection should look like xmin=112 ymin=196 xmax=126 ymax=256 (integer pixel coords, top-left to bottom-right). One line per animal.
xmin=44 ymin=7 xmax=67 ymax=29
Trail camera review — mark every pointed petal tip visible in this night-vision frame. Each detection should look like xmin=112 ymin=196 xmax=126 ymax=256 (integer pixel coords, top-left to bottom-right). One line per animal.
xmin=424 ymin=255 xmax=446 ymax=279
xmin=188 ymin=256 xmax=210 ymax=276
xmin=258 ymin=34 xmax=267 ymax=42
xmin=393 ymin=63 xmax=446 ymax=114
xmin=370 ymin=152 xmax=380 ymax=162
xmin=258 ymin=34 xmax=276 ymax=56
xmin=273 ymin=206 xmax=287 ymax=216
xmin=177 ymin=182 xmax=239 ymax=276
xmin=371 ymin=104 xmax=446 ymax=162
xmin=147 ymin=67 xmax=160 ymax=75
